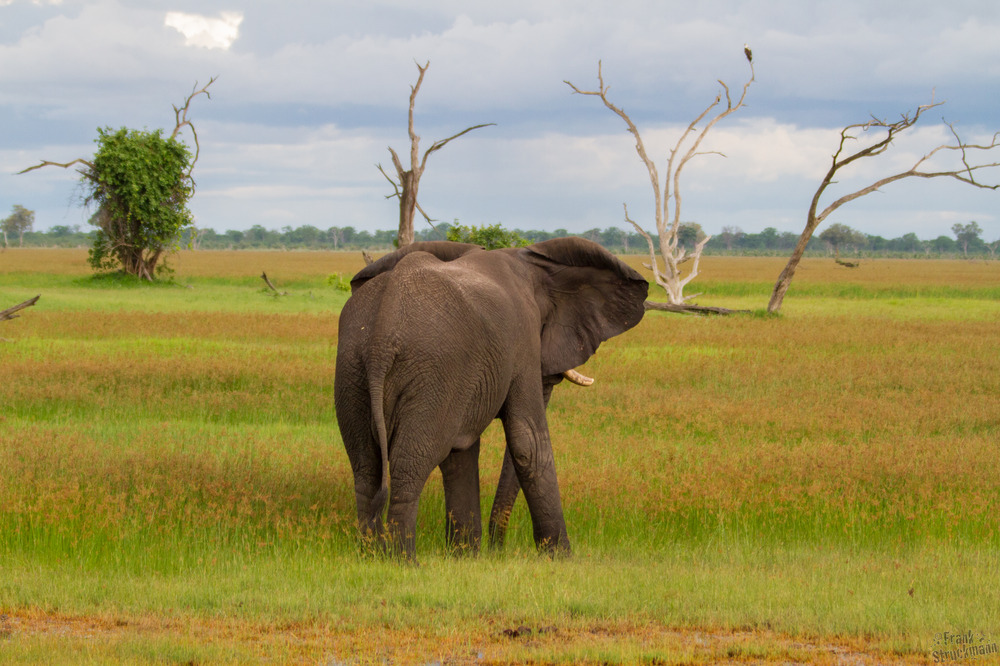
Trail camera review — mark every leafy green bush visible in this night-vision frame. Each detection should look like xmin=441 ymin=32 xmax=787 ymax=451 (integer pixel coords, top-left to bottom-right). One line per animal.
xmin=326 ymin=273 xmax=352 ymax=292
xmin=446 ymin=223 xmax=528 ymax=250
xmin=85 ymin=127 xmax=193 ymax=279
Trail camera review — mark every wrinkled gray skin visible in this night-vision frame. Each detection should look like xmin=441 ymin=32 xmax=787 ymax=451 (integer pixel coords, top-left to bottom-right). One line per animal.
xmin=334 ymin=237 xmax=648 ymax=558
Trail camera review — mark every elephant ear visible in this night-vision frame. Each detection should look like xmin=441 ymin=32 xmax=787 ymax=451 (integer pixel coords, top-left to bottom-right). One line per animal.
xmin=349 ymin=241 xmax=483 ymax=292
xmin=520 ymin=237 xmax=648 ymax=376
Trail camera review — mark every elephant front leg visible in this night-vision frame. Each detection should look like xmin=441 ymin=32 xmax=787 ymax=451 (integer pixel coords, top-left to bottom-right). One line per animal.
xmin=439 ymin=439 xmax=483 ymax=555
xmin=501 ymin=414 xmax=571 ymax=556
xmin=490 ymin=381 xmax=556 ymax=550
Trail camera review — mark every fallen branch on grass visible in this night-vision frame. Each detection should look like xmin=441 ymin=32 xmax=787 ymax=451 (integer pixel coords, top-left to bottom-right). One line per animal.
xmin=0 ymin=295 xmax=40 ymax=321
xmin=644 ymin=300 xmax=749 ymax=315
xmin=260 ymin=272 xmax=287 ymax=295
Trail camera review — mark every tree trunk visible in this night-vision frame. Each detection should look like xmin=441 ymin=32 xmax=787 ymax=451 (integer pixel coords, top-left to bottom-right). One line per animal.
xmin=767 ymin=214 xmax=820 ymax=313
xmin=397 ymin=170 xmax=417 ymax=247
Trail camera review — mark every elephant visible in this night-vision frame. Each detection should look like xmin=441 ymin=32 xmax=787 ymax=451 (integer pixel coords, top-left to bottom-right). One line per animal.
xmin=334 ymin=237 xmax=648 ymax=558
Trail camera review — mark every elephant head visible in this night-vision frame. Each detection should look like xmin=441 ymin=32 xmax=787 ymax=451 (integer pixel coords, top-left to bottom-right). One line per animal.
xmin=334 ymin=237 xmax=647 ymax=558
xmin=516 ymin=237 xmax=647 ymax=375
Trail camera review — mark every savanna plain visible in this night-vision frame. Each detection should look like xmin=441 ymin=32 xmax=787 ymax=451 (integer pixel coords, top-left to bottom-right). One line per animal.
xmin=0 ymin=249 xmax=998 ymax=664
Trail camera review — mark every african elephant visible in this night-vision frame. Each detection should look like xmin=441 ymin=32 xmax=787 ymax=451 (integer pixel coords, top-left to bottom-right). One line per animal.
xmin=334 ymin=237 xmax=648 ymax=558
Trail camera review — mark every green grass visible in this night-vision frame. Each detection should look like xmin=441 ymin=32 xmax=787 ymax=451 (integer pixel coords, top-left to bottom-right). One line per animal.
xmin=1 ymin=281 xmax=350 ymax=316
xmin=1 ymin=250 xmax=998 ymax=662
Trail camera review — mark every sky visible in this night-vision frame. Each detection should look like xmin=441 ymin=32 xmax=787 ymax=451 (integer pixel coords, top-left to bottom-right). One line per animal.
xmin=2 ymin=0 xmax=1000 ymax=241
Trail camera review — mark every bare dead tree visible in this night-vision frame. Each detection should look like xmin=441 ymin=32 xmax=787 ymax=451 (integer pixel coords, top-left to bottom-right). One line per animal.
xmin=377 ymin=61 xmax=494 ymax=247
xmin=768 ymin=101 xmax=1000 ymax=313
xmin=566 ymin=56 xmax=754 ymax=313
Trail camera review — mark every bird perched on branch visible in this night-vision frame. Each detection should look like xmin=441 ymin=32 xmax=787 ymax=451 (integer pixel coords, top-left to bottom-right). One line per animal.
xmin=744 ymin=43 xmax=753 ymax=64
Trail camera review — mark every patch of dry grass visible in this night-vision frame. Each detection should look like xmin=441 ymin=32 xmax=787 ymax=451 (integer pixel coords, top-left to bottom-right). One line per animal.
xmin=1 ymin=609 xmax=932 ymax=665
xmin=0 ymin=247 xmax=92 ymax=276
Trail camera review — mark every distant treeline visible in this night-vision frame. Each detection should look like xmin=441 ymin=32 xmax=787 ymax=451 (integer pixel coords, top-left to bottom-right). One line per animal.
xmin=13 ymin=222 xmax=999 ymax=258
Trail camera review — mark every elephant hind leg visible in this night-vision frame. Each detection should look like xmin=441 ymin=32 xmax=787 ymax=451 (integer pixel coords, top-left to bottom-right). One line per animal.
xmin=440 ymin=439 xmax=483 ymax=555
xmin=384 ymin=455 xmax=439 ymax=560
xmin=353 ymin=471 xmax=385 ymax=550
xmin=384 ymin=496 xmax=420 ymax=559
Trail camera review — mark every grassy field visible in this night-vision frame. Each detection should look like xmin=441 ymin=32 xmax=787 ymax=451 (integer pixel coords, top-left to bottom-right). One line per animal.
xmin=1 ymin=248 xmax=998 ymax=664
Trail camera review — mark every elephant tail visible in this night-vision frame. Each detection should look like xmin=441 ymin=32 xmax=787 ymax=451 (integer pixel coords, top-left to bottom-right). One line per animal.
xmin=368 ymin=368 xmax=391 ymax=522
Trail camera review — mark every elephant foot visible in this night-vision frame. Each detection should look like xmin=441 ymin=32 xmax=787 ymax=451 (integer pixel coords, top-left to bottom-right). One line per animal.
xmin=533 ymin=524 xmax=572 ymax=558
xmin=445 ymin=528 xmax=482 ymax=557
xmin=355 ymin=520 xmax=386 ymax=558
xmin=537 ymin=538 xmax=572 ymax=558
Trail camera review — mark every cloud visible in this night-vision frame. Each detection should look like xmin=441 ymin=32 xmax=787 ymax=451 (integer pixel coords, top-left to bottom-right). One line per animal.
xmin=4 ymin=0 xmax=998 ymax=240
xmin=164 ymin=11 xmax=242 ymax=50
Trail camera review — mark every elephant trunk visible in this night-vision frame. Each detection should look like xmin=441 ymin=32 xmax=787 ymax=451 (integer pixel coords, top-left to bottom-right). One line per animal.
xmin=562 ymin=368 xmax=594 ymax=386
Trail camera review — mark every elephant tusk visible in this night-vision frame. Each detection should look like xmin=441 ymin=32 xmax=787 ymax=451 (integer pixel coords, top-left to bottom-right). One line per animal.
xmin=563 ymin=368 xmax=594 ymax=386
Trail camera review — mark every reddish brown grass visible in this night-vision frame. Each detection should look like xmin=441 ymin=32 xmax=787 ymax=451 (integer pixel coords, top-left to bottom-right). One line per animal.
xmin=2 ymin=609 xmax=930 ymax=664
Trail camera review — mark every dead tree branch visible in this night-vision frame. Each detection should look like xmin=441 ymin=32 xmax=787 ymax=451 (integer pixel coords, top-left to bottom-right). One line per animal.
xmin=644 ymin=300 xmax=747 ymax=315
xmin=170 ymin=76 xmax=217 ymax=183
xmin=768 ymin=100 xmax=1000 ymax=313
xmin=260 ymin=272 xmax=286 ymax=295
xmin=380 ymin=61 xmax=494 ymax=246
xmin=17 ymin=158 xmax=94 ymax=176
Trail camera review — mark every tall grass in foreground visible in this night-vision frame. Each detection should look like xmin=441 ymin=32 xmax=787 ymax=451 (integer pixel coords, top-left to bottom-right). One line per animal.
xmin=0 ymin=250 xmax=998 ymax=661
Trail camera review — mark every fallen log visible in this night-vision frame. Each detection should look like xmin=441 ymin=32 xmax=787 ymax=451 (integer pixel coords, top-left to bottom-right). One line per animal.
xmin=0 ymin=295 xmax=40 ymax=321
xmin=644 ymin=300 xmax=750 ymax=315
